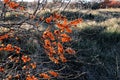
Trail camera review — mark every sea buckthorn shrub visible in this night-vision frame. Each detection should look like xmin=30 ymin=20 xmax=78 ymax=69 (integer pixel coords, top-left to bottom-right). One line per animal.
xmin=0 ymin=0 xmax=83 ymax=80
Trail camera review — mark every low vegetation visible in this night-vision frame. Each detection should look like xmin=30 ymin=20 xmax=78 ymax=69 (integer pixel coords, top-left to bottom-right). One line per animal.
xmin=0 ymin=0 xmax=120 ymax=80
